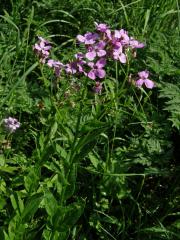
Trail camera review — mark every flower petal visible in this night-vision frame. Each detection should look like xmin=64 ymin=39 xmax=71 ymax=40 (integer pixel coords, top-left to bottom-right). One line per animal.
xmin=77 ymin=34 xmax=85 ymax=43
xmin=88 ymin=70 xmax=96 ymax=80
xmin=86 ymin=51 xmax=96 ymax=61
xmin=138 ymin=71 xmax=149 ymax=79
xmin=97 ymin=49 xmax=106 ymax=57
xmin=136 ymin=79 xmax=144 ymax=88
xmin=95 ymin=69 xmax=106 ymax=78
xmin=96 ymin=58 xmax=106 ymax=68
xmin=144 ymin=79 xmax=155 ymax=89
xmin=119 ymin=53 xmax=126 ymax=63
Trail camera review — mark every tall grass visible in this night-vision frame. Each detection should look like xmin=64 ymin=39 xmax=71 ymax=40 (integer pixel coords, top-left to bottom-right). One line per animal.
xmin=0 ymin=0 xmax=179 ymax=239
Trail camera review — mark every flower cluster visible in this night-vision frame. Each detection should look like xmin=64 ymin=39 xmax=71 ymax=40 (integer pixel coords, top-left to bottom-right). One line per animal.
xmin=75 ymin=22 xmax=145 ymax=81
xmin=33 ymin=23 xmax=155 ymax=92
xmin=3 ymin=117 xmax=20 ymax=132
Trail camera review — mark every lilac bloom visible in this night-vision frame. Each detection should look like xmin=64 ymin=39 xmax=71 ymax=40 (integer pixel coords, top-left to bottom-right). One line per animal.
xmin=105 ymin=29 xmax=112 ymax=40
xmin=77 ymin=32 xmax=99 ymax=45
xmin=86 ymin=49 xmax=97 ymax=61
xmin=3 ymin=117 xmax=20 ymax=132
xmin=129 ymin=37 xmax=145 ymax=48
xmin=65 ymin=63 xmax=77 ymax=74
xmin=85 ymin=41 xmax=106 ymax=61
xmin=65 ymin=58 xmax=86 ymax=75
xmin=113 ymin=45 xmax=126 ymax=63
xmin=47 ymin=59 xmax=64 ymax=76
xmin=136 ymin=71 xmax=155 ymax=89
xmin=74 ymin=52 xmax=84 ymax=60
xmin=47 ymin=59 xmax=63 ymax=68
xmin=114 ymin=29 xmax=130 ymax=45
xmin=33 ymin=37 xmax=52 ymax=62
xmin=87 ymin=58 xmax=106 ymax=80
xmin=95 ymin=41 xmax=106 ymax=57
xmin=74 ymin=53 xmax=87 ymax=73
xmin=94 ymin=22 xmax=110 ymax=32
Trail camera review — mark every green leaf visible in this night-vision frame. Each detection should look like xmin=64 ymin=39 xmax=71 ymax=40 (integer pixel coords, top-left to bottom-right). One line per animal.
xmin=24 ymin=166 xmax=40 ymax=193
xmin=21 ymin=193 xmax=43 ymax=222
xmin=44 ymin=190 xmax=58 ymax=217
xmin=52 ymin=199 xmax=85 ymax=232
xmin=0 ymin=197 xmax=6 ymax=210
xmin=0 ymin=166 xmax=18 ymax=174
xmin=63 ymin=163 xmax=77 ymax=201
xmin=88 ymin=152 xmax=99 ymax=168
xmin=49 ymin=122 xmax=58 ymax=140
xmin=10 ymin=192 xmax=24 ymax=215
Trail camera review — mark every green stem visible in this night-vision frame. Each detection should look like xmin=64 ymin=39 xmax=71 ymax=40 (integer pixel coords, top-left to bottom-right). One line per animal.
xmin=60 ymin=84 xmax=87 ymax=205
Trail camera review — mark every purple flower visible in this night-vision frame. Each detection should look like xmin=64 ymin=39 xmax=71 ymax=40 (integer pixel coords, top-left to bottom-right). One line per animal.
xmin=112 ymin=45 xmax=127 ymax=63
xmin=47 ymin=59 xmax=64 ymax=76
xmin=105 ymin=29 xmax=112 ymax=40
xmin=65 ymin=58 xmax=86 ymax=75
xmin=87 ymin=58 xmax=106 ymax=80
xmin=77 ymin=32 xmax=99 ymax=45
xmin=74 ymin=52 xmax=84 ymax=60
xmin=3 ymin=117 xmax=20 ymax=132
xmin=129 ymin=37 xmax=145 ymax=49
xmin=85 ymin=49 xmax=97 ymax=61
xmin=85 ymin=41 xmax=106 ymax=61
xmin=94 ymin=22 xmax=110 ymax=33
xmin=136 ymin=71 xmax=155 ymax=89
xmin=114 ymin=29 xmax=130 ymax=45
xmin=65 ymin=62 xmax=78 ymax=74
xmin=33 ymin=37 xmax=52 ymax=63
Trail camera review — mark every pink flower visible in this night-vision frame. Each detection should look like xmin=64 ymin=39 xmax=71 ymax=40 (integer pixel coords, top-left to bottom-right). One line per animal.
xmin=33 ymin=37 xmax=52 ymax=63
xmin=77 ymin=32 xmax=99 ymax=45
xmin=87 ymin=58 xmax=106 ymax=80
xmin=47 ymin=59 xmax=64 ymax=76
xmin=112 ymin=45 xmax=127 ymax=63
xmin=136 ymin=71 xmax=155 ymax=89
xmin=114 ymin=29 xmax=129 ymax=45
xmin=94 ymin=22 xmax=110 ymax=33
xmin=129 ymin=38 xmax=145 ymax=48
xmin=3 ymin=117 xmax=20 ymax=132
xmin=85 ymin=41 xmax=106 ymax=61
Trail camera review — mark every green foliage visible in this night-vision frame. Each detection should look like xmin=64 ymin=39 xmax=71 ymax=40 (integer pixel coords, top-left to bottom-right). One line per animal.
xmin=159 ymin=83 xmax=180 ymax=130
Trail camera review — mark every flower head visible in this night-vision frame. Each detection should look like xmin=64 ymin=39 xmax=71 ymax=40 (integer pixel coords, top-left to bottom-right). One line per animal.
xmin=87 ymin=58 xmax=106 ymax=80
xmin=33 ymin=37 xmax=52 ymax=63
xmin=95 ymin=22 xmax=110 ymax=33
xmin=85 ymin=41 xmax=106 ymax=61
xmin=112 ymin=45 xmax=127 ymax=63
xmin=3 ymin=117 xmax=20 ymax=132
xmin=47 ymin=59 xmax=64 ymax=76
xmin=136 ymin=71 xmax=155 ymax=89
xmin=77 ymin=32 xmax=99 ymax=45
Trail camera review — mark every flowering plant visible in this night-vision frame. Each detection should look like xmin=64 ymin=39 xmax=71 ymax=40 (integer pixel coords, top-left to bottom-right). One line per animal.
xmin=33 ymin=23 xmax=155 ymax=92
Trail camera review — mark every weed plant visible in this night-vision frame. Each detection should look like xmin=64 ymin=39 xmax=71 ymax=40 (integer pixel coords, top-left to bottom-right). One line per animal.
xmin=0 ymin=0 xmax=179 ymax=239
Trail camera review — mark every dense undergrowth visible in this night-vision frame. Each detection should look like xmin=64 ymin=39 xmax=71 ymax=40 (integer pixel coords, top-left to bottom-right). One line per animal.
xmin=0 ymin=0 xmax=180 ymax=239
